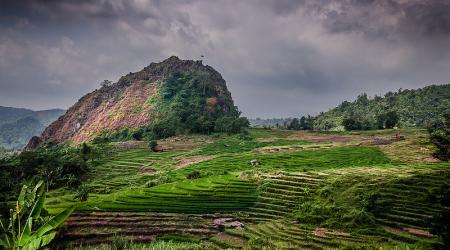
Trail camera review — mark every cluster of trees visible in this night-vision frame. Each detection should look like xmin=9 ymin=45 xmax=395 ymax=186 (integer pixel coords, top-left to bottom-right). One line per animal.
xmin=287 ymin=116 xmax=315 ymax=131
xmin=94 ymin=71 xmax=249 ymax=143
xmin=428 ymin=113 xmax=450 ymax=161
xmin=0 ymin=142 xmax=102 ymax=205
xmin=314 ymin=85 xmax=450 ymax=131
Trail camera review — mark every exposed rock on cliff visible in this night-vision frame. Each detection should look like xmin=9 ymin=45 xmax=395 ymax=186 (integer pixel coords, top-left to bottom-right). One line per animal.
xmin=28 ymin=56 xmax=238 ymax=148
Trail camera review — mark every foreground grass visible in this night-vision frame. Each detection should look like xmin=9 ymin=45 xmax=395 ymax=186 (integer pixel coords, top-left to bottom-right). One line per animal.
xmin=70 ymin=240 xmax=204 ymax=250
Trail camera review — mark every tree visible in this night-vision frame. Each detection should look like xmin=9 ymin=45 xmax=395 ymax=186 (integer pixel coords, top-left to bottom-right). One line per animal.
xmin=80 ymin=143 xmax=91 ymax=162
xmin=385 ymin=111 xmax=399 ymax=129
xmin=288 ymin=118 xmax=301 ymax=130
xmin=100 ymin=80 xmax=112 ymax=87
xmin=343 ymin=116 xmax=362 ymax=131
xmin=428 ymin=113 xmax=450 ymax=161
xmin=0 ymin=181 xmax=74 ymax=250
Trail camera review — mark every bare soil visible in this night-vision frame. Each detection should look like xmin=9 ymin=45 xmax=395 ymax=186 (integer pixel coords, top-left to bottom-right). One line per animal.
xmin=313 ymin=227 xmax=351 ymax=237
xmin=288 ymin=131 xmax=355 ymax=143
xmin=403 ymin=227 xmax=434 ymax=238
xmin=175 ymin=156 xmax=213 ymax=169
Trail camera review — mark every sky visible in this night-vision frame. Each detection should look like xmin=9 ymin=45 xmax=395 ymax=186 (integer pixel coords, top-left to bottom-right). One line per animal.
xmin=0 ymin=0 xmax=449 ymax=118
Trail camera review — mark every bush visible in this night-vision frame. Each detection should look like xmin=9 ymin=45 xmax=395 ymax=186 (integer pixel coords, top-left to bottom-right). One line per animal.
xmin=148 ymin=140 xmax=158 ymax=151
xmin=186 ymin=170 xmax=201 ymax=179
xmin=343 ymin=116 xmax=363 ymax=130
xmin=74 ymin=184 xmax=90 ymax=201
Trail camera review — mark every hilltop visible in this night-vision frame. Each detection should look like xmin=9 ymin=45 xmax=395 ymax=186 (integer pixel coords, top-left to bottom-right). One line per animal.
xmin=29 ymin=56 xmax=247 ymax=148
xmin=313 ymin=84 xmax=450 ymax=131
xmin=0 ymin=106 xmax=64 ymax=150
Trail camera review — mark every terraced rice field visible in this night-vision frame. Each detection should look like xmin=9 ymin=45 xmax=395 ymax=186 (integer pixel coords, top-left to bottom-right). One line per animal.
xmin=60 ymin=211 xmax=226 ymax=247
xmin=243 ymin=172 xmax=326 ymax=222
xmin=87 ymin=175 xmax=258 ymax=213
xmin=51 ymin=129 xmax=449 ymax=249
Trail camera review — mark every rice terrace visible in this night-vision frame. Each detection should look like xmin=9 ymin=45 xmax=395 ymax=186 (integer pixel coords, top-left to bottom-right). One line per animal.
xmin=1 ymin=1 xmax=450 ymax=250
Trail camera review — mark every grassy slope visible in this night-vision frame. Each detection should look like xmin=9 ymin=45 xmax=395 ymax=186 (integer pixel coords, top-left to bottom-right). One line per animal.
xmin=47 ymin=128 xmax=450 ymax=249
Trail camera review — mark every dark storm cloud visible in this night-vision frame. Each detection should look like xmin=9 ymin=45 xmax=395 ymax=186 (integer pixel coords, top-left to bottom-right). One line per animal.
xmin=0 ymin=0 xmax=449 ymax=117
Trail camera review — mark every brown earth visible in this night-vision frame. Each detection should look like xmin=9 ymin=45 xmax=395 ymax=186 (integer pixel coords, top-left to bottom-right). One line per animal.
xmin=313 ymin=227 xmax=351 ymax=237
xmin=175 ymin=156 xmax=213 ymax=169
xmin=27 ymin=56 xmax=234 ymax=148
xmin=403 ymin=227 xmax=434 ymax=238
xmin=288 ymin=131 xmax=355 ymax=143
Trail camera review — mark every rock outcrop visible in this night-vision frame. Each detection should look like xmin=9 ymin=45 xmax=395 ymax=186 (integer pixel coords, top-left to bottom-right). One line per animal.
xmin=28 ymin=56 xmax=235 ymax=148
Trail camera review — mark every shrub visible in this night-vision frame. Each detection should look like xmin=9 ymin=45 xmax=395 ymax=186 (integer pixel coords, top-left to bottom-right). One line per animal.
xmin=148 ymin=140 xmax=158 ymax=151
xmin=74 ymin=184 xmax=90 ymax=201
xmin=186 ymin=171 xmax=201 ymax=179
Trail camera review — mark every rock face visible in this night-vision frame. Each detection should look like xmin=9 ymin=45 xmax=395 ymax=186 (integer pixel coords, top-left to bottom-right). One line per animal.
xmin=29 ymin=56 xmax=235 ymax=148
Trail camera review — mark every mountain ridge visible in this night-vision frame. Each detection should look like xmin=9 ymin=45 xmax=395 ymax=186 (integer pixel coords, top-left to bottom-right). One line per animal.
xmin=29 ymin=56 xmax=241 ymax=148
xmin=0 ymin=106 xmax=65 ymax=150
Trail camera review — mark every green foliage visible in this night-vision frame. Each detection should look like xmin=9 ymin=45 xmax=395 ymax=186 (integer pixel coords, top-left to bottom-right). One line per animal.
xmin=343 ymin=116 xmax=364 ymax=130
xmin=86 ymin=175 xmax=257 ymax=213
xmin=69 ymin=240 xmax=204 ymax=250
xmin=147 ymin=139 xmax=158 ymax=151
xmin=74 ymin=185 xmax=90 ymax=201
xmin=92 ymin=71 xmax=248 ymax=142
xmin=314 ymin=84 xmax=450 ymax=131
xmin=294 ymin=175 xmax=387 ymax=231
xmin=186 ymin=170 xmax=201 ymax=179
xmin=0 ymin=143 xmax=101 ymax=202
xmin=0 ymin=181 xmax=73 ymax=250
xmin=151 ymin=71 xmax=245 ymax=137
xmin=428 ymin=113 xmax=450 ymax=160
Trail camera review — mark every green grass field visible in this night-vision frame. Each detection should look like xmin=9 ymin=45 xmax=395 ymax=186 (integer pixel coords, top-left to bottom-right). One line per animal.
xmin=46 ymin=128 xmax=450 ymax=249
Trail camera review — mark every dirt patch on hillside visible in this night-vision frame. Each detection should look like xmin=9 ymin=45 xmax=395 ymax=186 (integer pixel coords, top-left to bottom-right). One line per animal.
xmin=215 ymin=232 xmax=247 ymax=247
xmin=213 ymin=217 xmax=243 ymax=230
xmin=159 ymin=136 xmax=214 ymax=151
xmin=314 ymin=227 xmax=351 ymax=237
xmin=404 ymin=228 xmax=434 ymax=237
xmin=255 ymin=145 xmax=334 ymax=154
xmin=113 ymin=140 xmax=146 ymax=149
xmin=288 ymin=131 xmax=355 ymax=143
xmin=175 ymin=156 xmax=213 ymax=169
xmin=141 ymin=168 xmax=158 ymax=175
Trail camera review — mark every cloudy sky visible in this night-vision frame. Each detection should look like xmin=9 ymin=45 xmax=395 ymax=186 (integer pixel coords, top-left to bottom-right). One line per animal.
xmin=1 ymin=0 xmax=449 ymax=118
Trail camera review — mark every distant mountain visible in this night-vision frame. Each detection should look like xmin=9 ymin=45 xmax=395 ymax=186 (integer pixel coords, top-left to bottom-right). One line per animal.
xmin=0 ymin=106 xmax=65 ymax=150
xmin=29 ymin=56 xmax=245 ymax=148
xmin=313 ymin=84 xmax=450 ymax=131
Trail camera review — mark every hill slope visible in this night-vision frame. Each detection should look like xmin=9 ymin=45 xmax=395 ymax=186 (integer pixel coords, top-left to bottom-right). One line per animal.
xmin=314 ymin=84 xmax=450 ymax=131
xmin=0 ymin=106 xmax=64 ymax=150
xmin=30 ymin=56 xmax=242 ymax=147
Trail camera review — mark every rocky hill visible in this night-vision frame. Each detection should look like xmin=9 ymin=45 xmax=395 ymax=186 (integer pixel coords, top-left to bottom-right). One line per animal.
xmin=29 ymin=56 xmax=243 ymax=148
xmin=313 ymin=84 xmax=450 ymax=131
xmin=0 ymin=106 xmax=64 ymax=150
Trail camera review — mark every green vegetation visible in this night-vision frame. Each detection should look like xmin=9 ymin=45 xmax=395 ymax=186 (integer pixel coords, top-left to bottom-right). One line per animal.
xmin=428 ymin=113 xmax=450 ymax=160
xmin=1 ymin=127 xmax=449 ymax=249
xmin=314 ymin=84 xmax=450 ymax=131
xmin=70 ymin=240 xmax=204 ymax=250
xmin=0 ymin=181 xmax=73 ymax=250
xmin=93 ymin=71 xmax=249 ymax=143
xmin=0 ymin=142 xmax=104 ymax=205
xmin=83 ymin=175 xmax=257 ymax=213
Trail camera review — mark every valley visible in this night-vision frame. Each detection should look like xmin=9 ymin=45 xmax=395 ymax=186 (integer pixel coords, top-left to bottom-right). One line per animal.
xmin=43 ymin=128 xmax=449 ymax=249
